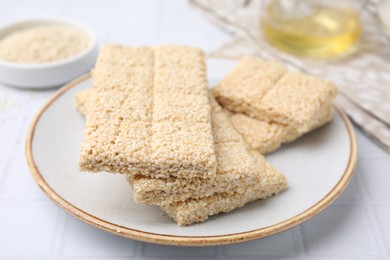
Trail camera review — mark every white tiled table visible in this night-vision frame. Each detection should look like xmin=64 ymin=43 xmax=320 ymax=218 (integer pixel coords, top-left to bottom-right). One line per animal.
xmin=0 ymin=0 xmax=389 ymax=259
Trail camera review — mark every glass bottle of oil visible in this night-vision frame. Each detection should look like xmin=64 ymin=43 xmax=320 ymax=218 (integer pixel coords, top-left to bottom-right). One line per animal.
xmin=261 ymin=0 xmax=362 ymax=58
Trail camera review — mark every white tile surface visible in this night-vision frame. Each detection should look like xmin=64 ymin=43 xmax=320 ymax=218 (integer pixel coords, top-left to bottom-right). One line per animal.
xmin=160 ymin=8 xmax=210 ymax=30
xmin=358 ymin=157 xmax=390 ymax=200
xmin=114 ymin=0 xmax=162 ymax=10
xmin=142 ymin=243 xmax=216 ymax=257
xmin=223 ymin=230 xmax=296 ymax=256
xmin=12 ymin=119 xmax=32 ymax=154
xmin=301 ymin=205 xmax=378 ymax=256
xmin=0 ymin=201 xmax=59 ymax=256
xmin=0 ymin=157 xmax=46 ymax=200
xmin=158 ymin=27 xmax=211 ymax=51
xmin=0 ymin=0 xmax=22 ymax=23
xmin=373 ymin=205 xmax=390 ymax=253
xmin=0 ymin=88 xmax=26 ymax=154
xmin=0 ymin=155 xmax=7 ymax=182
xmin=61 ymin=216 xmax=135 ymax=257
xmin=0 ymin=117 xmax=22 ymax=154
xmin=108 ymin=25 xmax=158 ymax=46
xmin=14 ymin=0 xmax=65 ymax=18
xmin=110 ymin=9 xmax=159 ymax=29
xmin=0 ymin=0 xmax=389 ymax=259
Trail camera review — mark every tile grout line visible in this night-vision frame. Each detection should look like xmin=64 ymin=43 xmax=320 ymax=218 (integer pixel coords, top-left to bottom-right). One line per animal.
xmin=354 ymin=166 xmax=388 ymax=256
xmin=154 ymin=0 xmax=166 ymax=45
xmin=49 ymin=212 xmax=68 ymax=258
xmin=215 ymin=244 xmax=224 ymax=259
xmin=134 ymin=241 xmax=144 ymax=259
xmin=370 ymin=206 xmax=390 ymax=256
xmin=0 ymin=157 xmax=11 ymax=197
xmin=291 ymin=226 xmax=307 ymax=258
xmin=11 ymin=98 xmax=38 ymax=155
xmin=151 ymin=0 xmax=163 ymax=45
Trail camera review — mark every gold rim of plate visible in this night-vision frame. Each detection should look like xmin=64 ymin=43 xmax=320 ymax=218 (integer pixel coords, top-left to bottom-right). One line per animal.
xmin=25 ymin=73 xmax=358 ymax=246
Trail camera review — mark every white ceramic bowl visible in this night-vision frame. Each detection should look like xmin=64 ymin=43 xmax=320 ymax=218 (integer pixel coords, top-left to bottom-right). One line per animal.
xmin=0 ymin=17 xmax=98 ymax=89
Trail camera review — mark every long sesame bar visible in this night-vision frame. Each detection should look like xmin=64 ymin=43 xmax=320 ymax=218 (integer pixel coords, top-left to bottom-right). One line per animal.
xmin=227 ymin=105 xmax=333 ymax=154
xmin=259 ymin=72 xmax=337 ymax=133
xmin=213 ymin=56 xmax=338 ymax=134
xmin=79 ymin=45 xmax=216 ymax=178
xmin=79 ymin=45 xmax=154 ymax=174
xmin=150 ymin=46 xmax=215 ymax=177
xmin=75 ymin=90 xmax=286 ymax=207
xmin=130 ymin=94 xmax=270 ymax=205
xmin=160 ymin=160 xmax=287 ymax=226
xmin=228 ymin=112 xmax=294 ymax=154
xmin=212 ymin=56 xmax=286 ymax=118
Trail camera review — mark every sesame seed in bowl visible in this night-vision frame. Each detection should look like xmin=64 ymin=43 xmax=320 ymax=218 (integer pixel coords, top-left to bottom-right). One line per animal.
xmin=0 ymin=17 xmax=98 ymax=89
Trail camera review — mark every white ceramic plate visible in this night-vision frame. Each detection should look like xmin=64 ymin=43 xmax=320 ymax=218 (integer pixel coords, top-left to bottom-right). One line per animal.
xmin=26 ymin=58 xmax=357 ymax=246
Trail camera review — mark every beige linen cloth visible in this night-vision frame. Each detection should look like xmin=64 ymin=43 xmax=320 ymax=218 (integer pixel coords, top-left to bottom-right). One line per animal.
xmin=190 ymin=0 xmax=390 ymax=152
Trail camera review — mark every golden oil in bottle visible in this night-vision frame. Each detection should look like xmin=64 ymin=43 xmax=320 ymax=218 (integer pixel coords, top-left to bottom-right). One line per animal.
xmin=261 ymin=0 xmax=362 ymax=58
